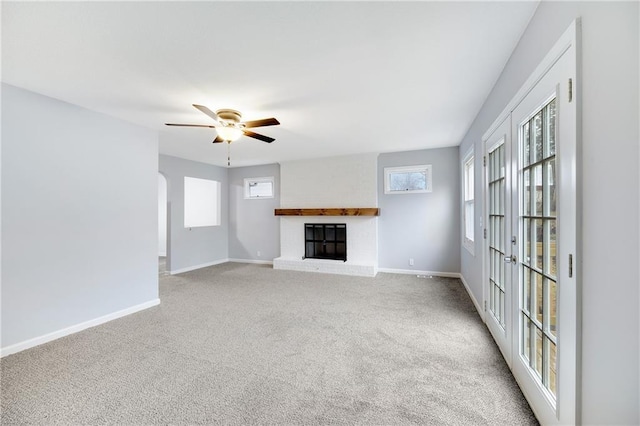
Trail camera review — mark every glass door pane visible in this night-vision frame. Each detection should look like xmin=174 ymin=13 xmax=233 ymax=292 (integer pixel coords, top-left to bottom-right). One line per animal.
xmin=520 ymin=98 xmax=557 ymax=398
xmin=488 ymin=142 xmax=506 ymax=327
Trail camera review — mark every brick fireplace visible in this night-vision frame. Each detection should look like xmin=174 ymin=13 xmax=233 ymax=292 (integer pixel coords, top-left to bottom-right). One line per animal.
xmin=273 ymin=153 xmax=379 ymax=277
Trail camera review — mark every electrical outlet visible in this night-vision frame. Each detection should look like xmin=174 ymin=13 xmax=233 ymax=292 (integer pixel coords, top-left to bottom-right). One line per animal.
xmin=409 ymin=258 xmax=414 ymax=266
xmin=257 ymin=251 xmax=261 ymax=257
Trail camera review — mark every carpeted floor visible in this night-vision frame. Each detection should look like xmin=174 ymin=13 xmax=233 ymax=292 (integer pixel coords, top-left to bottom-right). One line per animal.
xmin=159 ymin=256 xmax=168 ymax=276
xmin=1 ymin=263 xmax=538 ymax=425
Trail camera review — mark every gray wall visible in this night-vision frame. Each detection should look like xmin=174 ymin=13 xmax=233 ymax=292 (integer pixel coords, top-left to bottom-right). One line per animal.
xmin=228 ymin=164 xmax=280 ymax=262
xmin=458 ymin=2 xmax=639 ymax=423
xmin=378 ymin=148 xmax=460 ymax=273
xmin=159 ymin=154 xmax=229 ymax=272
xmin=1 ymin=84 xmax=158 ymax=349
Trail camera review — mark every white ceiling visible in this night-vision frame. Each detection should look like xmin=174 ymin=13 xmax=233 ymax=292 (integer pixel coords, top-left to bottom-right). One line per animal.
xmin=2 ymin=1 xmax=538 ymax=168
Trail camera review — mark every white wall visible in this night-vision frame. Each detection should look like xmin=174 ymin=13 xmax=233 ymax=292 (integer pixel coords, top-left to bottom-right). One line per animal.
xmin=159 ymin=154 xmax=229 ymax=273
xmin=158 ymin=173 xmax=167 ymax=257
xmin=1 ymin=84 xmax=159 ymax=351
xmin=275 ymin=153 xmax=378 ymax=276
xmin=280 ymin=153 xmax=379 ymax=209
xmin=228 ymin=164 xmax=280 ymax=262
xmin=458 ymin=3 xmax=639 ymax=423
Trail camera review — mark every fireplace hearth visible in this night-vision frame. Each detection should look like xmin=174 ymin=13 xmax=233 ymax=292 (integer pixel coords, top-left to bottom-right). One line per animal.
xmin=304 ymin=223 xmax=347 ymax=262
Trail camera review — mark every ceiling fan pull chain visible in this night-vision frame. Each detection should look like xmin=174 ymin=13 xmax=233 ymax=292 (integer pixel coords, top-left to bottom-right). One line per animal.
xmin=227 ymin=141 xmax=231 ymax=167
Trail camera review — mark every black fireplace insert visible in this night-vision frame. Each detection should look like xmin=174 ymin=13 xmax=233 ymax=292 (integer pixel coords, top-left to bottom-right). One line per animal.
xmin=304 ymin=223 xmax=347 ymax=262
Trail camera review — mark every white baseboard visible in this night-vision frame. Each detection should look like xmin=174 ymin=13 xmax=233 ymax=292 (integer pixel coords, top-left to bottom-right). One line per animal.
xmin=0 ymin=298 xmax=161 ymax=358
xmin=169 ymin=258 xmax=229 ymax=274
xmin=228 ymin=258 xmax=273 ymax=265
xmin=377 ymin=268 xmax=461 ymax=279
xmin=460 ymin=274 xmax=485 ymax=322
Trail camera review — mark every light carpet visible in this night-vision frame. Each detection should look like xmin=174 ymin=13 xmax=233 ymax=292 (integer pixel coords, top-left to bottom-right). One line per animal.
xmin=1 ymin=263 xmax=537 ymax=425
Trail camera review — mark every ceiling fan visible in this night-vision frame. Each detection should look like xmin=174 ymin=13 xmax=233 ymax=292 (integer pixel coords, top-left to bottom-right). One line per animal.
xmin=165 ymin=104 xmax=280 ymax=144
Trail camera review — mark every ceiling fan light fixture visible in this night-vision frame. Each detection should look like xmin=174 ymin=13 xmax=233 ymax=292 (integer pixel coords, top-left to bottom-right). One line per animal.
xmin=166 ymin=104 xmax=278 ymax=145
xmin=217 ymin=125 xmax=243 ymax=142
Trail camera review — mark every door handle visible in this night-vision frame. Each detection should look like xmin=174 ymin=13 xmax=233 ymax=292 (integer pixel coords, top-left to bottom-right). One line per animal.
xmin=504 ymin=255 xmax=517 ymax=264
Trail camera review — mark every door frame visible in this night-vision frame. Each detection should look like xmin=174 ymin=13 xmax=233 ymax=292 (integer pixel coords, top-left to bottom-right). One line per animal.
xmin=480 ymin=19 xmax=581 ymax=425
xmin=483 ymin=116 xmax=514 ymax=367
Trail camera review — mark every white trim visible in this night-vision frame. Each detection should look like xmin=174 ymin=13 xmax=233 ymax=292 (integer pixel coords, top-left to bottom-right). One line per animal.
xmin=482 ymin=20 xmax=579 ymax=143
xmin=183 ymin=177 xmax=221 ymax=228
xmin=460 ymin=274 xmax=485 ymax=322
xmin=383 ymin=164 xmax=432 ymax=194
xmin=243 ymin=176 xmax=275 ymax=199
xmin=478 ymin=20 xmax=580 ymax=425
xmin=462 ymin=215 xmax=475 ymax=255
xmin=462 ymin=147 xmax=475 ymax=255
xmin=0 ymin=298 xmax=161 ymax=358
xmin=228 ymin=258 xmax=274 ymax=265
xmin=170 ymin=259 xmax=274 ymax=274
xmin=377 ymin=268 xmax=460 ymax=279
xmin=509 ymin=34 xmax=579 ymax=424
xmin=482 ymin=115 xmax=513 ymax=368
xmin=169 ymin=258 xmax=229 ymax=274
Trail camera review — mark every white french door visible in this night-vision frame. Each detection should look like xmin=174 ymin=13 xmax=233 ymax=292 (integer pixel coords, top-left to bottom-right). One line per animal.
xmin=484 ymin=117 xmax=514 ymax=365
xmin=483 ymin=22 xmax=578 ymax=425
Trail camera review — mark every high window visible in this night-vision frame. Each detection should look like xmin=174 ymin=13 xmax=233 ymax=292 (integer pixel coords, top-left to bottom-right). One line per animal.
xmin=244 ymin=176 xmax=274 ymax=199
xmin=384 ymin=165 xmax=432 ymax=194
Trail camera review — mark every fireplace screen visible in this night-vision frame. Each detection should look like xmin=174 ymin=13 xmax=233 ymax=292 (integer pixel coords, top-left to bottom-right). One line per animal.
xmin=304 ymin=223 xmax=347 ymax=262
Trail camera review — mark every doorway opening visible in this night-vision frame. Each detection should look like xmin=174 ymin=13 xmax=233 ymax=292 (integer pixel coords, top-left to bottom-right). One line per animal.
xmin=158 ymin=173 xmax=169 ymax=275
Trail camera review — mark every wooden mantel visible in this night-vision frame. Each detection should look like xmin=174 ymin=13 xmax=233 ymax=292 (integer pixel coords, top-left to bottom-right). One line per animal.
xmin=275 ymin=208 xmax=379 ymax=217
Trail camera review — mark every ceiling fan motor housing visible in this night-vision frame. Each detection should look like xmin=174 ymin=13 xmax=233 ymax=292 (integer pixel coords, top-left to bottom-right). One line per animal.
xmin=216 ymin=109 xmax=243 ymax=127
xmin=166 ymin=104 xmax=278 ymax=144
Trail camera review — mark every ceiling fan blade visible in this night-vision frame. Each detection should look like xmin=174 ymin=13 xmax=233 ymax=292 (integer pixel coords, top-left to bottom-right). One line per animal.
xmin=242 ymin=117 xmax=280 ymax=128
xmin=192 ymin=104 xmax=220 ymax=123
xmin=212 ymin=135 xmax=224 ymax=143
xmin=165 ymin=123 xmax=217 ymax=128
xmin=243 ymin=130 xmax=275 ymax=143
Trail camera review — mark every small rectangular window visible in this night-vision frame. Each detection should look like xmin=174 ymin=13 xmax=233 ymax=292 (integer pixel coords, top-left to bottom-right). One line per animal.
xmin=244 ymin=176 xmax=274 ymax=199
xmin=184 ymin=177 xmax=221 ymax=228
xmin=384 ymin=165 xmax=432 ymax=194
xmin=463 ymin=152 xmax=475 ymax=254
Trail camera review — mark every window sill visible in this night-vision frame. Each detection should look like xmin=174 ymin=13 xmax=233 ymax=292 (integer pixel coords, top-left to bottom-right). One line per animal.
xmin=244 ymin=195 xmax=274 ymax=200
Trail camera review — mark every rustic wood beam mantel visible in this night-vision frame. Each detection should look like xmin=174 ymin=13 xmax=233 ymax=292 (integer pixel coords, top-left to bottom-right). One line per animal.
xmin=275 ymin=208 xmax=379 ymax=217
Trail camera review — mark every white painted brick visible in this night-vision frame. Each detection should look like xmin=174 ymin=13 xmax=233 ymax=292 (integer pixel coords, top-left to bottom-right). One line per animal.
xmin=279 ymin=217 xmax=377 ymax=263
xmin=280 ymin=153 xmax=378 ymax=208
xmin=278 ymin=153 xmax=379 ymax=276
xmin=273 ymin=257 xmax=377 ymax=277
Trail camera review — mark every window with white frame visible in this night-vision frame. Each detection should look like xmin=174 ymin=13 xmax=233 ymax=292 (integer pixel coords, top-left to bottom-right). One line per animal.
xmin=463 ymin=152 xmax=475 ymax=253
xmin=184 ymin=177 xmax=221 ymax=228
xmin=384 ymin=165 xmax=432 ymax=194
xmin=244 ymin=176 xmax=274 ymax=199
